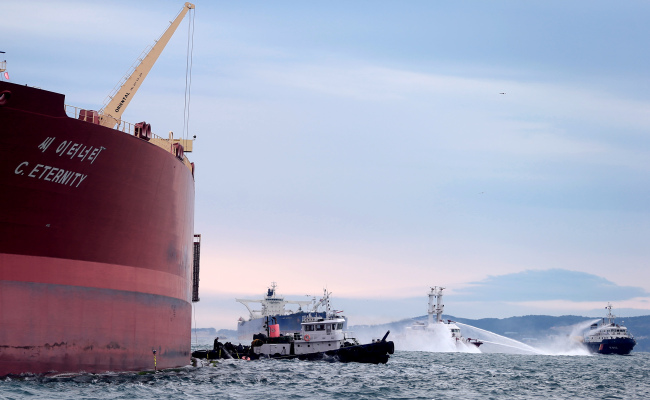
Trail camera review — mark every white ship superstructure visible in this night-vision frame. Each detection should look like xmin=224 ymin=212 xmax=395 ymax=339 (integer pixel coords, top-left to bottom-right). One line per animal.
xmin=236 ymin=282 xmax=314 ymax=320
xmin=404 ymin=286 xmax=482 ymax=350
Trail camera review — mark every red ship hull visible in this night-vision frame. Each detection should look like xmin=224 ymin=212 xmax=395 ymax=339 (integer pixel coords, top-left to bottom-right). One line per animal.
xmin=0 ymin=82 xmax=195 ymax=375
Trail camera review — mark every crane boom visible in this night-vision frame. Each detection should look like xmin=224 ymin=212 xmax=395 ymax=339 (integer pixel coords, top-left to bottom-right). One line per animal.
xmin=98 ymin=2 xmax=195 ymax=128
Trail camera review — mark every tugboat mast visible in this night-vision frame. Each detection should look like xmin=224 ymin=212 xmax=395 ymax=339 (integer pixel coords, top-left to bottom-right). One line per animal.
xmin=324 ymin=288 xmax=334 ymax=318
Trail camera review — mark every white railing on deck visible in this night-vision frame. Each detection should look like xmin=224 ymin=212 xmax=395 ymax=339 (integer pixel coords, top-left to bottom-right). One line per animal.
xmin=64 ymin=104 xmax=193 ymax=171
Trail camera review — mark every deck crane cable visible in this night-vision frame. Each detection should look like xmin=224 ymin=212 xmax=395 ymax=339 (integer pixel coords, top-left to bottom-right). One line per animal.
xmin=183 ymin=7 xmax=195 ymax=142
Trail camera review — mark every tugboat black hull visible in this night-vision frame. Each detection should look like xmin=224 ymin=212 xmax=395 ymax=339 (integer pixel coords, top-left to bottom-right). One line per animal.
xmin=251 ymin=340 xmax=395 ymax=364
xmin=585 ymin=338 xmax=636 ymax=355
xmin=334 ymin=340 xmax=395 ymax=364
xmin=192 ymin=339 xmax=395 ymax=364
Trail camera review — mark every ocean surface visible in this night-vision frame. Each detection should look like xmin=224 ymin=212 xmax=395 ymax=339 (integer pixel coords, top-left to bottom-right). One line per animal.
xmin=1 ymin=350 xmax=649 ymax=400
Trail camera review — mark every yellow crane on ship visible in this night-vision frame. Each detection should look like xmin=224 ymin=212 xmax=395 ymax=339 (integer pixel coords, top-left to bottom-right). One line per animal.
xmin=97 ymin=2 xmax=195 ymax=151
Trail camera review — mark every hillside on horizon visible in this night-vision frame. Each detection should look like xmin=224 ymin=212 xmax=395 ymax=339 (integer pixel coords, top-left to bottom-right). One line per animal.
xmin=349 ymin=314 xmax=650 ymax=353
xmin=198 ymin=313 xmax=650 ymax=353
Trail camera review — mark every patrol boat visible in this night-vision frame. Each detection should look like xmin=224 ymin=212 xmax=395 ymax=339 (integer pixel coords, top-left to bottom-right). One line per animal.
xmin=583 ymin=303 xmax=636 ymax=355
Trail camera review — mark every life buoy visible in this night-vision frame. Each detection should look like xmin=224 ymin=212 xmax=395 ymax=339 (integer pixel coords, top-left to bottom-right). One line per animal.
xmin=304 ymin=334 xmax=310 ymax=342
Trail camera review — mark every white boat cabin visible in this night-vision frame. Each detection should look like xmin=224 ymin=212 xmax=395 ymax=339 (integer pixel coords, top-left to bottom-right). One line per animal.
xmin=584 ymin=304 xmax=635 ymax=343
xmin=252 ymin=315 xmax=358 ymax=357
xmin=586 ymin=323 xmax=632 ymax=342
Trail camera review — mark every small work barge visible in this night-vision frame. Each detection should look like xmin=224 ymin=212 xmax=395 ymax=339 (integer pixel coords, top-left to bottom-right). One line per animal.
xmin=192 ymin=290 xmax=395 ymax=364
xmin=192 ymin=339 xmax=251 ymax=360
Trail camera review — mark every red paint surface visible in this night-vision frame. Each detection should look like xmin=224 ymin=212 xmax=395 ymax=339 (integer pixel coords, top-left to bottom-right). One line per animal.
xmin=0 ymin=81 xmax=195 ymax=375
xmin=0 ymin=278 xmax=191 ymax=375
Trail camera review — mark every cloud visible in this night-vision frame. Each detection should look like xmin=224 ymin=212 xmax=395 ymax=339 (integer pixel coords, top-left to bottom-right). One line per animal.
xmin=2 ymin=1 xmax=169 ymax=43
xmin=332 ymin=270 xmax=650 ymax=324
xmin=455 ymin=269 xmax=648 ymax=302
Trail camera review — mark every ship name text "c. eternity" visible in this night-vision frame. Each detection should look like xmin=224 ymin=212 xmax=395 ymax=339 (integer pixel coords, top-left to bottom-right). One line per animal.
xmin=14 ymin=162 xmax=87 ymax=187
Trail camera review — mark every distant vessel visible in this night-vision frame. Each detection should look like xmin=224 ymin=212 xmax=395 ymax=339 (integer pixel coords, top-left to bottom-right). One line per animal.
xmin=583 ymin=304 xmax=636 ymax=355
xmin=407 ymin=286 xmax=482 ymax=348
xmin=236 ymin=282 xmax=346 ymax=340
xmin=0 ymin=3 xmax=199 ymax=376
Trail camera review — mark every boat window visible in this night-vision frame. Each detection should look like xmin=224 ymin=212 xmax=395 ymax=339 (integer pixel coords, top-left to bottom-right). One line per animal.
xmin=304 ymin=325 xmax=314 ymax=331
xmin=316 ymin=324 xmax=325 ymax=331
xmin=338 ymin=323 xmax=343 ymax=330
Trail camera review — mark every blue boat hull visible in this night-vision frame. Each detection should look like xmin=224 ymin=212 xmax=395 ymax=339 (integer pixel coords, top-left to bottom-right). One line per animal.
xmin=585 ymin=337 xmax=636 ymax=355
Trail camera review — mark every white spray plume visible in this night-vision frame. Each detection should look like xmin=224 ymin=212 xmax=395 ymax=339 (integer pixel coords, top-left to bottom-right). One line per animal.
xmin=394 ymin=323 xmax=481 ymax=353
xmin=456 ymin=320 xmax=600 ymax=356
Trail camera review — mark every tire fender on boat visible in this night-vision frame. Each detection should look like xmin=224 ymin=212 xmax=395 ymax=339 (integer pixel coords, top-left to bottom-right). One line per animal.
xmin=0 ymin=90 xmax=11 ymax=106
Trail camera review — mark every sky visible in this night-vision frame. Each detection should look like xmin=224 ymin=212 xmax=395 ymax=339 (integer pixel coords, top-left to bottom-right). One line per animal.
xmin=3 ymin=0 xmax=650 ymax=329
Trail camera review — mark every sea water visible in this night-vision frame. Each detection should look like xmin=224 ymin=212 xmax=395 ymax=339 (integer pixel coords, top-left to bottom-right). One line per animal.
xmin=1 ymin=351 xmax=649 ymax=399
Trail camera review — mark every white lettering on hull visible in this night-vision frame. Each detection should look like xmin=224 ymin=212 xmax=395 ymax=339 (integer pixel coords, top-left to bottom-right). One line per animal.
xmin=14 ymin=137 xmax=107 ymax=188
xmin=16 ymin=162 xmax=88 ymax=188
xmin=52 ymin=139 xmax=106 ymax=164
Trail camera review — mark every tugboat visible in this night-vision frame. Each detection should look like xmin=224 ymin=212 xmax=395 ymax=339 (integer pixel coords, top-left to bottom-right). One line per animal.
xmin=407 ymin=286 xmax=482 ymax=348
xmin=249 ymin=290 xmax=394 ymax=364
xmin=583 ymin=303 xmax=636 ymax=355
